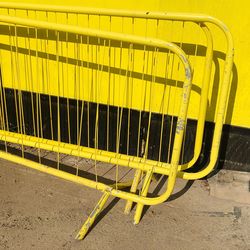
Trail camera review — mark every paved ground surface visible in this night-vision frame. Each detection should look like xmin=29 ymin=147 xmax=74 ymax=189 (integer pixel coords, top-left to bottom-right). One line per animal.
xmin=0 ymin=158 xmax=250 ymax=250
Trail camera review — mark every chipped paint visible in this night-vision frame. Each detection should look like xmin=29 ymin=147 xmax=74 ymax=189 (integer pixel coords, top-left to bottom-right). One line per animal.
xmin=176 ymin=118 xmax=185 ymax=134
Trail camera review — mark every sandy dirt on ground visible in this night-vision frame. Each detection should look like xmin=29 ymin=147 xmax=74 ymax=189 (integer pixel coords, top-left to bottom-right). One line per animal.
xmin=0 ymin=158 xmax=249 ymax=250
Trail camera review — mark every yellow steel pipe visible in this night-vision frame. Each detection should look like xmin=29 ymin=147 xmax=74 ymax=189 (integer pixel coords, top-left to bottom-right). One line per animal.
xmin=76 ymin=191 xmax=110 ymax=240
xmin=179 ymin=24 xmax=213 ymax=171
xmin=76 ymin=176 xmax=133 ymax=241
xmin=179 ymin=20 xmax=234 ymax=180
xmin=134 ymin=169 xmax=153 ymax=224
xmin=124 ymin=168 xmax=142 ymax=214
xmin=0 ymin=2 xmax=234 ymax=40
xmin=0 ymin=130 xmax=173 ymax=175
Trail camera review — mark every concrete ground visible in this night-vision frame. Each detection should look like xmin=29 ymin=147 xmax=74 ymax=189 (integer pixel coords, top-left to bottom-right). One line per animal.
xmin=0 ymin=158 xmax=249 ymax=250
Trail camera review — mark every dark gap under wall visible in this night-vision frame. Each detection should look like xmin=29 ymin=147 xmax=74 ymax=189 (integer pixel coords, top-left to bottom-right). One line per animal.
xmin=1 ymin=88 xmax=250 ymax=172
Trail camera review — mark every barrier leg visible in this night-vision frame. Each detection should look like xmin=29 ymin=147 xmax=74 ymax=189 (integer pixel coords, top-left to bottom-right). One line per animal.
xmin=124 ymin=169 xmax=143 ymax=214
xmin=75 ymin=191 xmax=110 ymax=240
xmin=133 ymin=169 xmax=153 ymax=224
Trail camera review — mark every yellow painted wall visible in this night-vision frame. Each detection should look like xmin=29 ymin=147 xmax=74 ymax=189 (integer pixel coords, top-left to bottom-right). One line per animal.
xmin=1 ymin=0 xmax=250 ymax=128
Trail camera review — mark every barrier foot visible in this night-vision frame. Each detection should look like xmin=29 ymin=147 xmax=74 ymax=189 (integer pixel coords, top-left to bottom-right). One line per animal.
xmin=133 ymin=170 xmax=153 ymax=224
xmin=75 ymin=191 xmax=110 ymax=240
xmin=124 ymin=169 xmax=142 ymax=215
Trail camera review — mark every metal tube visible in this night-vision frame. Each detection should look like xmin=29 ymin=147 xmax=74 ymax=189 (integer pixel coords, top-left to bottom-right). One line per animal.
xmin=134 ymin=169 xmax=153 ymax=224
xmin=124 ymin=169 xmax=142 ymax=214
xmin=179 ymin=24 xmax=214 ymax=171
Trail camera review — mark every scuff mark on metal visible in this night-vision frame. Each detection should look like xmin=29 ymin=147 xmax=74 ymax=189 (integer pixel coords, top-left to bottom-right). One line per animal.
xmin=176 ymin=118 xmax=185 ymax=134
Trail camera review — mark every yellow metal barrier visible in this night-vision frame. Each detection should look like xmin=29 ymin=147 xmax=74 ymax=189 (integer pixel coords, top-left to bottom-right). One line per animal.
xmin=0 ymin=3 xmax=214 ymax=173
xmin=0 ymin=3 xmax=233 ymax=174
xmin=0 ymin=3 xmax=234 ymax=240
xmin=0 ymin=14 xmax=192 ymax=238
